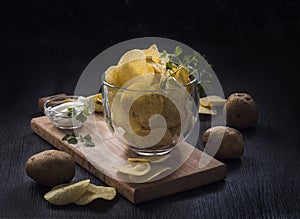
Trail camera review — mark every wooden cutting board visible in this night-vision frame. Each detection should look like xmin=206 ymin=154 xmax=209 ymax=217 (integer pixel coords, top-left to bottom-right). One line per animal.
xmin=32 ymin=95 xmax=227 ymax=204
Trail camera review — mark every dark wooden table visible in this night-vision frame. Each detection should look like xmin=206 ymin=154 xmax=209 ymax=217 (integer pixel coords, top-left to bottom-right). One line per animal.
xmin=0 ymin=1 xmax=299 ymax=218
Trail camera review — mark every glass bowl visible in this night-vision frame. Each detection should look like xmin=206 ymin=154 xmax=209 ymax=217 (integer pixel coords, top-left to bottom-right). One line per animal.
xmin=102 ymin=74 xmax=199 ymax=156
xmin=44 ymin=95 xmax=94 ymax=130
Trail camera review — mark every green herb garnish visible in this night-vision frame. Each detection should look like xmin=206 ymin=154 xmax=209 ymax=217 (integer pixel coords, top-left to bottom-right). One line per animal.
xmin=76 ymin=111 xmax=87 ymax=123
xmin=82 ymin=134 xmax=95 ymax=147
xmin=63 ymin=99 xmax=94 ymax=147
xmin=67 ymin=104 xmax=91 ymax=123
xmin=62 ymin=132 xmax=95 ymax=147
xmin=67 ymin=107 xmax=76 ymax=117
xmin=166 ymin=61 xmax=173 ymax=70
xmin=163 ymin=46 xmax=213 ymax=97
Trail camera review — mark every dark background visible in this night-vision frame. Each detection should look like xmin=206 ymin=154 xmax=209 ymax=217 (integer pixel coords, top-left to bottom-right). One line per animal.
xmin=0 ymin=0 xmax=299 ymax=218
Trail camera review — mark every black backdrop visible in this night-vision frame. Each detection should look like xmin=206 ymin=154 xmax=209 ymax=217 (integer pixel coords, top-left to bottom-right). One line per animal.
xmin=1 ymin=0 xmax=299 ymax=98
xmin=0 ymin=0 xmax=299 ymax=218
xmin=1 ymin=0 xmax=299 ymax=43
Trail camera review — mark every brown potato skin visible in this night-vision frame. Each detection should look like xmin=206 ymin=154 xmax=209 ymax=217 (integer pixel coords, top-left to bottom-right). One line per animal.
xmin=25 ymin=150 xmax=75 ymax=187
xmin=224 ymin=93 xmax=259 ymax=129
xmin=202 ymin=126 xmax=244 ymax=159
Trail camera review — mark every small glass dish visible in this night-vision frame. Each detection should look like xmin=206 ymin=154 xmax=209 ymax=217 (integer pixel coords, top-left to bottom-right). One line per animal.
xmin=44 ymin=95 xmax=94 ymax=130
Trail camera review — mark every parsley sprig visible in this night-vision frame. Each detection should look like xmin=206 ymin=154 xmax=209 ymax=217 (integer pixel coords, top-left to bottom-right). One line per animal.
xmin=63 ymin=99 xmax=94 ymax=146
xmin=62 ymin=132 xmax=95 ymax=147
xmin=67 ymin=105 xmax=91 ymax=123
xmin=160 ymin=46 xmax=213 ymax=97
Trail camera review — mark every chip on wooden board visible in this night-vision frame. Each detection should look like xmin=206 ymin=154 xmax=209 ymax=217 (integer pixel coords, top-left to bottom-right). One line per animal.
xmin=113 ymin=162 xmax=151 ymax=176
xmin=129 ymin=166 xmax=172 ymax=183
xmin=127 ymin=154 xmax=171 ymax=163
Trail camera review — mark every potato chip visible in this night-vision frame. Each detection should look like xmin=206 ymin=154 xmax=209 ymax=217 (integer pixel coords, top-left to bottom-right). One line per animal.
xmin=149 ymin=44 xmax=159 ymax=51
xmin=146 ymin=63 xmax=155 ymax=73
xmin=129 ymin=93 xmax=164 ymax=129
xmin=129 ymin=166 xmax=171 ymax=183
xmin=126 ymin=128 xmax=173 ymax=149
xmin=199 ymin=104 xmax=217 ymax=115
xmin=44 ymin=179 xmax=90 ymax=205
xmin=127 ymin=158 xmax=149 ymax=163
xmin=144 ymin=44 xmax=161 ymax=64
xmin=173 ymin=66 xmax=190 ymax=85
xmin=169 ymin=124 xmax=181 ymax=138
xmin=161 ymin=97 xmax=181 ymax=128
xmin=151 ymin=56 xmax=161 ymax=64
xmin=128 ymin=154 xmax=171 ymax=163
xmin=147 ymin=128 xmax=173 ymax=149
xmin=143 ymin=48 xmax=160 ymax=58
xmin=105 ymin=66 xmax=119 ymax=87
xmin=114 ymin=162 xmax=151 ymax=176
xmin=115 ymin=59 xmax=148 ymax=87
xmin=96 ymin=93 xmax=103 ymax=103
xmin=117 ymin=49 xmax=145 ymax=66
xmin=200 ymin=95 xmax=227 ymax=107
xmin=88 ymin=93 xmax=103 ymax=112
xmin=86 ymin=183 xmax=114 ymax=195
xmin=74 ymin=184 xmax=116 ymax=205
xmin=148 ymin=62 xmax=164 ymax=74
xmin=120 ymin=82 xmax=152 ymax=106
xmin=172 ymin=66 xmax=194 ymax=94
xmin=74 ymin=191 xmax=98 ymax=205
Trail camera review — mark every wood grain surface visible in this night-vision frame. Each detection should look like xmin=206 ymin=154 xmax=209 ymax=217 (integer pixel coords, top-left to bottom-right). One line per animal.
xmin=31 ymin=115 xmax=227 ymax=204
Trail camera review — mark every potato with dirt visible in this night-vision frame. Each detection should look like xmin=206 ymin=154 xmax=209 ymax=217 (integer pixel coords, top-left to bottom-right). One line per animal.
xmin=223 ymin=93 xmax=259 ymax=129
xmin=25 ymin=150 xmax=75 ymax=187
xmin=202 ymin=126 xmax=244 ymax=160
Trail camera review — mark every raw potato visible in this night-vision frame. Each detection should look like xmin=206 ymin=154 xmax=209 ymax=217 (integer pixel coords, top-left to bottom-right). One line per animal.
xmin=202 ymin=126 xmax=244 ymax=159
xmin=25 ymin=150 xmax=75 ymax=187
xmin=224 ymin=93 xmax=259 ymax=129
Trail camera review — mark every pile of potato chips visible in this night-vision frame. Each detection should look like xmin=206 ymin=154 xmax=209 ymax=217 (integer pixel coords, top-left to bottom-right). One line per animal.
xmin=44 ymin=179 xmax=116 ymax=205
xmin=104 ymin=44 xmax=192 ymax=89
xmin=103 ymin=44 xmax=195 ymax=150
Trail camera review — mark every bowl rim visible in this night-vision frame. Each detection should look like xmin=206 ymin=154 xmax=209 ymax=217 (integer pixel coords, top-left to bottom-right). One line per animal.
xmin=103 ymin=76 xmax=198 ymax=92
xmin=43 ymin=95 xmax=87 ymax=118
